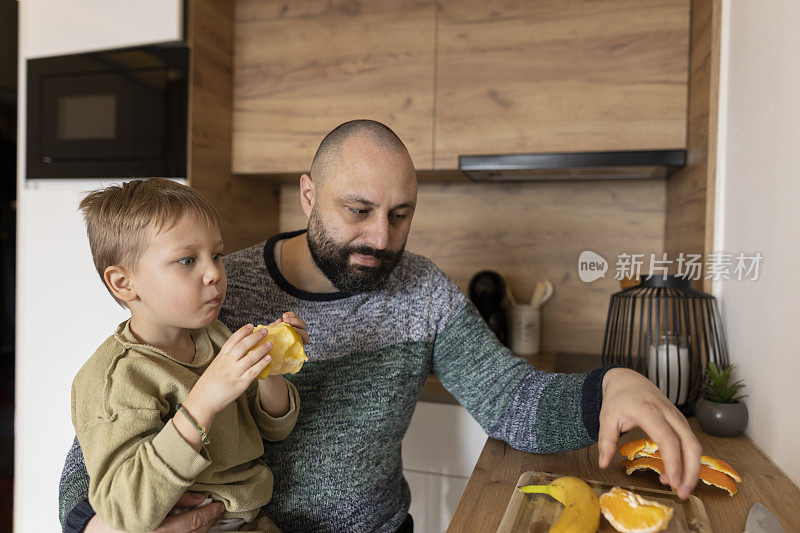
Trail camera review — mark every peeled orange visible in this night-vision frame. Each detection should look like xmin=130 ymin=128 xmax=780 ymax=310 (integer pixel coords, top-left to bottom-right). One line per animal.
xmin=252 ymin=323 xmax=308 ymax=378
xmin=599 ymin=487 xmax=673 ymax=533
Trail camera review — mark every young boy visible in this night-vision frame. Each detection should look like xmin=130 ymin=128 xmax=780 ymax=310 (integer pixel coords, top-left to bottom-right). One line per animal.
xmin=72 ymin=178 xmax=305 ymax=532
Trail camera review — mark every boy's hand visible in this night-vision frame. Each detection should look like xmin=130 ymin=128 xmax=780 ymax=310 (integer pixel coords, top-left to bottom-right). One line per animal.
xmin=258 ymin=375 xmax=291 ymax=417
xmin=271 ymin=311 xmax=310 ymax=344
xmin=185 ymin=324 xmax=273 ymax=417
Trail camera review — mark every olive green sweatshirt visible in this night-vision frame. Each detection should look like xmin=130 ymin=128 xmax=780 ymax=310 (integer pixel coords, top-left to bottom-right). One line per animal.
xmin=71 ymin=319 xmax=299 ymax=533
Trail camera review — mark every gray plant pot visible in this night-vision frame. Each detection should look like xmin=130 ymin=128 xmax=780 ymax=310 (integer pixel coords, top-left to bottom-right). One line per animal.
xmin=695 ymin=398 xmax=748 ymax=437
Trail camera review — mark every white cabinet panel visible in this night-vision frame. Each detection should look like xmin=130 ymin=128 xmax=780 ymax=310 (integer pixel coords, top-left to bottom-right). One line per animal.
xmin=402 ymin=401 xmax=487 ymax=531
xmin=403 ymin=401 xmax=486 ymax=477
xmin=21 ymin=0 xmax=182 ymax=59
xmin=405 ymin=470 xmax=469 ymax=533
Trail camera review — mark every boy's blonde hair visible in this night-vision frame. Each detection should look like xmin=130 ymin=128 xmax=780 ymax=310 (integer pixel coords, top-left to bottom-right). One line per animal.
xmin=79 ymin=178 xmax=220 ymax=304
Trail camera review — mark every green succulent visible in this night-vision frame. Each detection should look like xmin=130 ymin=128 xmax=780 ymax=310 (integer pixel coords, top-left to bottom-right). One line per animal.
xmin=703 ymin=361 xmax=747 ymax=403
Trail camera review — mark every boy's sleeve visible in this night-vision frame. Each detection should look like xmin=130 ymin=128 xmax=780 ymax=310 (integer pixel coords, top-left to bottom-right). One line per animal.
xmin=72 ymin=358 xmax=211 ymax=532
xmin=58 ymin=437 xmax=94 ymax=533
xmin=247 ymin=378 xmax=300 ymax=442
xmin=429 ymin=271 xmax=614 ymax=453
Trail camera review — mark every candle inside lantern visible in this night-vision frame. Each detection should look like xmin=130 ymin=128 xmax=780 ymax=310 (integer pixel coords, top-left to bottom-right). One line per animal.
xmin=647 ymin=338 xmax=689 ymax=405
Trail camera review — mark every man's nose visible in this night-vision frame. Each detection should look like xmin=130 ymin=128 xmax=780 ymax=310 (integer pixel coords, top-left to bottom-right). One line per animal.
xmin=363 ymin=216 xmax=389 ymax=250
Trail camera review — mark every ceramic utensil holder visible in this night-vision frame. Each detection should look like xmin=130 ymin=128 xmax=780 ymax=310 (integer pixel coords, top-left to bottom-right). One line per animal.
xmin=510 ymin=304 xmax=541 ymax=356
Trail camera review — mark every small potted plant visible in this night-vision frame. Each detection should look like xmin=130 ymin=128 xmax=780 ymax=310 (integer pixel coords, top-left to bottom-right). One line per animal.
xmin=695 ymin=362 xmax=748 ymax=437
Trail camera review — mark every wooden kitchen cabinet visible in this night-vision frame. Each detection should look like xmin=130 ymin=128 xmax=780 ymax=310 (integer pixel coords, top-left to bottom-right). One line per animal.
xmin=231 ymin=0 xmax=691 ymax=175
xmin=434 ymin=0 xmax=691 ymax=169
xmin=232 ymin=0 xmax=436 ymax=173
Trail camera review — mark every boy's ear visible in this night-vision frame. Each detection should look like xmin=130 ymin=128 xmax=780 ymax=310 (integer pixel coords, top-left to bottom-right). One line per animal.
xmin=299 ymin=174 xmax=315 ymax=218
xmin=104 ymin=265 xmax=138 ymax=303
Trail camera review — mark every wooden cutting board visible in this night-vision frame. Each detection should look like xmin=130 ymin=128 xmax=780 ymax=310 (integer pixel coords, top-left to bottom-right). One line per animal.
xmin=497 ymin=471 xmax=713 ymax=533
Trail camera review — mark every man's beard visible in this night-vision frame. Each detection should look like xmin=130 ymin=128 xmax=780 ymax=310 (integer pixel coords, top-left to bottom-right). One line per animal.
xmin=306 ymin=207 xmax=404 ymax=294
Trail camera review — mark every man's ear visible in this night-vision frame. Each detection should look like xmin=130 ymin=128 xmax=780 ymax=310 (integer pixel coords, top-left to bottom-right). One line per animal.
xmin=299 ymin=174 xmax=316 ymax=218
xmin=104 ymin=265 xmax=138 ymax=303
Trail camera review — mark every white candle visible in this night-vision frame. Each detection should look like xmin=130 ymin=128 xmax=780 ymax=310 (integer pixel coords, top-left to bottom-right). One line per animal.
xmin=647 ymin=342 xmax=689 ymax=405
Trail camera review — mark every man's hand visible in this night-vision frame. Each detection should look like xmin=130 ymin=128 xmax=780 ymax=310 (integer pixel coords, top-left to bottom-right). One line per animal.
xmin=598 ymin=368 xmax=702 ymax=500
xmin=83 ymin=492 xmax=224 ymax=533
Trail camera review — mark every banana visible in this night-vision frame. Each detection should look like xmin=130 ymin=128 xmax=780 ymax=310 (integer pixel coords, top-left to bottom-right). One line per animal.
xmin=519 ymin=476 xmax=600 ymax=533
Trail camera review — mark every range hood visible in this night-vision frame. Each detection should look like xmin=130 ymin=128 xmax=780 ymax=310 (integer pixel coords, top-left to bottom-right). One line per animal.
xmin=459 ymin=149 xmax=686 ymax=182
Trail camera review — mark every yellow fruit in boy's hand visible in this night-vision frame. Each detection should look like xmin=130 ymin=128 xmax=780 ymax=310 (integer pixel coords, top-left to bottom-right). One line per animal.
xmin=252 ymin=323 xmax=308 ymax=378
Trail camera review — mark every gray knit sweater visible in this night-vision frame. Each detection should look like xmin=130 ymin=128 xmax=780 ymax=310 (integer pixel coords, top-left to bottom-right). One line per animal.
xmin=59 ymin=230 xmax=607 ymax=533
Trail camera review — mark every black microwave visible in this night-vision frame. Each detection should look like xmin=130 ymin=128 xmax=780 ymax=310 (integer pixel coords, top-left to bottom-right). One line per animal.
xmin=26 ymin=43 xmax=189 ymax=179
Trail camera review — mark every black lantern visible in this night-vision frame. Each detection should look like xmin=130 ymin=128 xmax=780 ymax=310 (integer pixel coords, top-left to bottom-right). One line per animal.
xmin=601 ymin=275 xmax=729 ymax=414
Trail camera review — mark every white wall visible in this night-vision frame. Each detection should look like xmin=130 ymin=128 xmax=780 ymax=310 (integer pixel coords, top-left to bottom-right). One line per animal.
xmin=714 ymin=0 xmax=800 ymax=485
xmin=14 ymin=2 xmax=183 ymax=532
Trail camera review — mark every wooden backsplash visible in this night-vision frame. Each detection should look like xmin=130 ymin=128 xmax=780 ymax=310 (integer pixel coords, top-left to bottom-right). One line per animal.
xmin=279 ymin=179 xmax=665 ymax=354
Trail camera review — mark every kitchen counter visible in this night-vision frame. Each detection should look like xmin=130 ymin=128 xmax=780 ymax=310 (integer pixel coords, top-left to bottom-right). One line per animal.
xmin=449 ymin=416 xmax=800 ymax=532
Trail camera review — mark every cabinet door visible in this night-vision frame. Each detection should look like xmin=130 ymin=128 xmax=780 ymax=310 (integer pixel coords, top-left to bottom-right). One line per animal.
xmin=233 ymin=0 xmax=436 ymax=173
xmin=435 ymin=0 xmax=690 ymax=169
xmin=403 ymin=402 xmax=485 ymax=533
xmin=404 ymin=470 xmax=470 ymax=533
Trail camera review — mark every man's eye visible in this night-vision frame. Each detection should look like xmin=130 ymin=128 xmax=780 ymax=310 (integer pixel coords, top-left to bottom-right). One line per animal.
xmin=347 ymin=207 xmax=368 ymax=216
xmin=390 ymin=212 xmax=408 ymax=222
xmin=177 ymin=257 xmax=195 ymax=266
xmin=213 ymin=253 xmax=224 ymax=262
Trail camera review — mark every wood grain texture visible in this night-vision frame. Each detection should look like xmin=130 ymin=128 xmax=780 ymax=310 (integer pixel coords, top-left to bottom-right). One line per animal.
xmin=435 ymin=0 xmax=691 ymax=169
xmin=280 ymin=180 xmax=666 ymax=354
xmin=187 ymin=0 xmax=279 ymax=253
xmin=232 ymin=0 xmax=436 ymax=173
xmin=450 ymin=418 xmax=800 ymax=532
xmin=187 ymin=0 xmax=234 ymax=202
xmin=665 ymin=0 xmax=722 ymax=292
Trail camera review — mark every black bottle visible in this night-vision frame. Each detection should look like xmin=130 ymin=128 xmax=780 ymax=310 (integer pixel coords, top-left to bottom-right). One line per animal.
xmin=468 ymin=270 xmax=510 ymax=347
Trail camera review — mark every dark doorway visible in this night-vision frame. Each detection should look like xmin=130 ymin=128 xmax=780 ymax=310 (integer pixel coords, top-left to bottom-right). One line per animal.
xmin=0 ymin=0 xmax=18 ymax=530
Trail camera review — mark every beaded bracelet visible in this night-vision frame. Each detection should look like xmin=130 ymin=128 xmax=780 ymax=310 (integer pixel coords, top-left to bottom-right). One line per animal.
xmin=176 ymin=403 xmax=211 ymax=445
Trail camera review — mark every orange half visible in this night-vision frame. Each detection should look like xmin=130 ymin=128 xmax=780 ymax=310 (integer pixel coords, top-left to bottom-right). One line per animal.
xmin=599 ymin=487 xmax=674 ymax=533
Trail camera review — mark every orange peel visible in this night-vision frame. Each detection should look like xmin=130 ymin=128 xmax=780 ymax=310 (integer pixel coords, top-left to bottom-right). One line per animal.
xmin=619 ymin=438 xmax=660 ymax=460
xmin=599 ymin=486 xmax=674 ymax=533
xmin=640 ymin=451 xmax=741 ymax=484
xmin=697 ymin=464 xmax=738 ymax=496
xmin=620 ymin=457 xmax=738 ymax=497
xmin=620 ymin=457 xmax=666 ymax=477
xmin=700 ymin=455 xmax=741 ymax=483
xmin=618 ymin=439 xmax=742 ymax=487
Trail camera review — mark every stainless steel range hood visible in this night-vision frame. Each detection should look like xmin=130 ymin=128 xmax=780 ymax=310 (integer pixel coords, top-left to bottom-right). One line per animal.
xmin=459 ymin=149 xmax=686 ymax=182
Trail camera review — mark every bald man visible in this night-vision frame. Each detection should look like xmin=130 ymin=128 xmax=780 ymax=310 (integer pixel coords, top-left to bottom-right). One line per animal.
xmin=60 ymin=120 xmax=701 ymax=533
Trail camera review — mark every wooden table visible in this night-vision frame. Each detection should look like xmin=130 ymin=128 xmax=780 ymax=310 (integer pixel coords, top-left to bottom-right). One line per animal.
xmin=448 ymin=418 xmax=800 ymax=532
